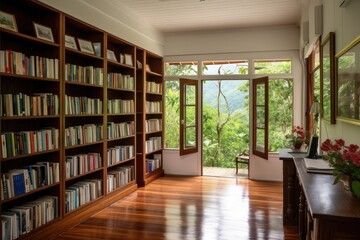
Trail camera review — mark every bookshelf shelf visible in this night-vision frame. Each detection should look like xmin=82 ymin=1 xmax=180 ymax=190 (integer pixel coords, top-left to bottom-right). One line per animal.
xmin=1 ymin=0 xmax=163 ymax=238
xmin=1 ymin=182 xmax=60 ymax=204
xmin=1 ymin=29 xmax=60 ymax=47
xmin=107 ymin=157 xmax=135 ymax=168
xmin=1 ymin=149 xmax=60 ymax=162
xmin=65 ymin=167 xmax=104 ymax=182
xmin=0 ymin=74 xmax=59 ymax=83
xmin=146 ymin=71 xmax=162 ymax=77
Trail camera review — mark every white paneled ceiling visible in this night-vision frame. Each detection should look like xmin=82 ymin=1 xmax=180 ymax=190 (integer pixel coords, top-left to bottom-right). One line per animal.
xmin=110 ymin=0 xmax=302 ymax=32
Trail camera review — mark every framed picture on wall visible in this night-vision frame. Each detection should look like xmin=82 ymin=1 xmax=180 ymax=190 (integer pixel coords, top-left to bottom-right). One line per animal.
xmin=320 ymin=32 xmax=335 ymax=124
xmin=335 ymin=35 xmax=360 ymax=125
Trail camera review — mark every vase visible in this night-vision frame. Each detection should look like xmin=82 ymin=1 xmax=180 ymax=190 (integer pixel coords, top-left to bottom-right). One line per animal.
xmin=341 ymin=176 xmax=360 ymax=198
xmin=291 ymin=142 xmax=303 ymax=151
xmin=340 ymin=175 xmax=351 ymax=191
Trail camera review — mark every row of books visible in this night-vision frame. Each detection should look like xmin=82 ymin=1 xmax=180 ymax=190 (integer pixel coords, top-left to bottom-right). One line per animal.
xmin=65 ymin=179 xmax=102 ymax=213
xmin=146 ymin=81 xmax=162 ymax=94
xmin=1 ymin=128 xmax=59 ymax=158
xmin=107 ymin=121 xmax=134 ymax=140
xmin=0 ymin=93 xmax=59 ymax=117
xmin=107 ymin=165 xmax=135 ymax=193
xmin=65 ymin=124 xmax=103 ymax=147
xmin=65 ymin=95 xmax=102 ymax=115
xmin=2 ymin=195 xmax=58 ymax=240
xmin=65 ymin=153 xmax=102 ymax=179
xmin=107 ymin=73 xmax=134 ymax=90
xmin=107 ymin=145 xmax=134 ymax=166
xmin=0 ymin=50 xmax=59 ymax=79
xmin=145 ymin=119 xmax=162 ymax=133
xmin=107 ymin=99 xmax=134 ymax=114
xmin=65 ymin=64 xmax=103 ymax=86
xmin=1 ymin=162 xmax=60 ymax=200
xmin=145 ymin=136 xmax=162 ymax=153
xmin=145 ymin=101 xmax=162 ymax=113
xmin=146 ymin=156 xmax=161 ymax=173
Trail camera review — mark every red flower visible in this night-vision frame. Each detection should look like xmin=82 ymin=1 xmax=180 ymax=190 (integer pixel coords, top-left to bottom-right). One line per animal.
xmin=322 ymin=139 xmax=360 ymax=183
xmin=335 ymin=139 xmax=345 ymax=147
xmin=347 ymin=144 xmax=359 ymax=153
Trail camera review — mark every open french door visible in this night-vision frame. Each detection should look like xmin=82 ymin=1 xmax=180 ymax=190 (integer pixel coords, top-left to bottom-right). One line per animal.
xmin=180 ymin=78 xmax=198 ymax=156
xmin=252 ymin=77 xmax=268 ymax=159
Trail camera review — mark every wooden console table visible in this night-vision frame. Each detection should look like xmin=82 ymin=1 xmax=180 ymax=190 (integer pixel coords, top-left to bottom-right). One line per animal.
xmin=279 ymin=149 xmax=307 ymax=225
xmin=280 ymin=149 xmax=360 ymax=239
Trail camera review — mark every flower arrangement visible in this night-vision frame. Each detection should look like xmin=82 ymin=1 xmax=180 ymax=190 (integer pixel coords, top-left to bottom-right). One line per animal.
xmin=320 ymin=139 xmax=360 ymax=198
xmin=285 ymin=126 xmax=306 ymax=149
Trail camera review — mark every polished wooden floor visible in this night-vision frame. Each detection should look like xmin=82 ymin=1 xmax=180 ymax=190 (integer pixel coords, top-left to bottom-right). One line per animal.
xmin=55 ymin=176 xmax=298 ymax=240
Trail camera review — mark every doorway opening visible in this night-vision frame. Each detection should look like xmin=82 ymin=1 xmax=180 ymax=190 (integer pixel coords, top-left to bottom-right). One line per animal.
xmin=202 ymin=79 xmax=249 ymax=178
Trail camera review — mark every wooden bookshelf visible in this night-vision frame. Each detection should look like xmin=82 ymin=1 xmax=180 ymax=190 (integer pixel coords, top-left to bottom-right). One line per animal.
xmin=1 ymin=0 xmax=163 ymax=239
xmin=105 ymin=34 xmax=136 ymax=195
xmin=136 ymin=50 xmax=164 ymax=187
xmin=1 ymin=0 xmax=62 ymax=238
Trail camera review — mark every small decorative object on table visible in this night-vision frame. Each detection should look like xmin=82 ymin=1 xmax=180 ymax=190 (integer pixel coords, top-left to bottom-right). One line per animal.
xmin=321 ymin=139 xmax=360 ymax=198
xmin=286 ymin=126 xmax=306 ymax=150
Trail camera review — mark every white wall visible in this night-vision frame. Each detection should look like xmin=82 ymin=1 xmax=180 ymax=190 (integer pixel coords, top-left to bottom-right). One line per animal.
xmin=301 ymin=0 xmax=360 ymax=146
xmin=39 ymin=0 xmax=164 ymax=56
xmin=163 ymin=26 xmax=301 ymax=181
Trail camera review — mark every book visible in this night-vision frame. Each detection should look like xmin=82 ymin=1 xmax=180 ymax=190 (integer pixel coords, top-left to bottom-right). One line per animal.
xmin=303 ymin=158 xmax=334 ymax=174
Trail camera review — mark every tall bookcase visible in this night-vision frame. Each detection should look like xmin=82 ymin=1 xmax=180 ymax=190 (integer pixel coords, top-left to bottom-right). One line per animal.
xmin=0 ymin=0 xmax=162 ymax=238
xmin=0 ymin=0 xmax=62 ymax=237
xmin=136 ymin=50 xmax=164 ymax=187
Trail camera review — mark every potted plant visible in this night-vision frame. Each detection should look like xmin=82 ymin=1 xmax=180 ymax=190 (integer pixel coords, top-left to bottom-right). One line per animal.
xmin=321 ymin=139 xmax=360 ymax=198
xmin=285 ymin=126 xmax=306 ymax=150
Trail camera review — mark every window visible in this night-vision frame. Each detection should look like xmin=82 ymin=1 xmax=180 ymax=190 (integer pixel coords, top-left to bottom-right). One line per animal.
xmin=165 ymin=62 xmax=198 ymax=76
xmin=202 ymin=60 xmax=248 ymax=75
xmin=165 ymin=80 xmax=180 ymax=149
xmin=254 ymin=59 xmax=291 ymax=74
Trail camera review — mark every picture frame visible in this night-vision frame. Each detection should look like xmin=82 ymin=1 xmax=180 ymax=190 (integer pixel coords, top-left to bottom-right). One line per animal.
xmin=124 ymin=54 xmax=133 ymax=66
xmin=0 ymin=10 xmax=17 ymax=32
xmin=107 ymin=49 xmax=117 ymax=62
xmin=119 ymin=53 xmax=125 ymax=64
xmin=93 ymin=42 xmax=102 ymax=57
xmin=78 ymin=38 xmax=95 ymax=54
xmin=335 ymin=35 xmax=360 ymax=125
xmin=320 ymin=32 xmax=335 ymax=124
xmin=65 ymin=35 xmax=77 ymax=50
xmin=136 ymin=60 xmax=143 ymax=69
xmin=34 ymin=22 xmax=54 ymax=42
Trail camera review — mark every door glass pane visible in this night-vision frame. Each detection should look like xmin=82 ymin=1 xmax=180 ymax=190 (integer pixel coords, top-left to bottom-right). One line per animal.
xmin=185 ymin=84 xmax=196 ymax=105
xmin=256 ymin=84 xmax=265 ymax=105
xmin=256 ymin=107 xmax=265 ymax=128
xmin=256 ymin=128 xmax=265 ymax=152
xmin=186 ymin=106 xmax=195 ymax=126
xmin=185 ymin=127 xmax=196 ymax=148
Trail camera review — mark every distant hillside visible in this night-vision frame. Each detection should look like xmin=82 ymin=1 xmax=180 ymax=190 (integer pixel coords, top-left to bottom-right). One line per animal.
xmin=203 ymin=80 xmax=248 ymax=113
